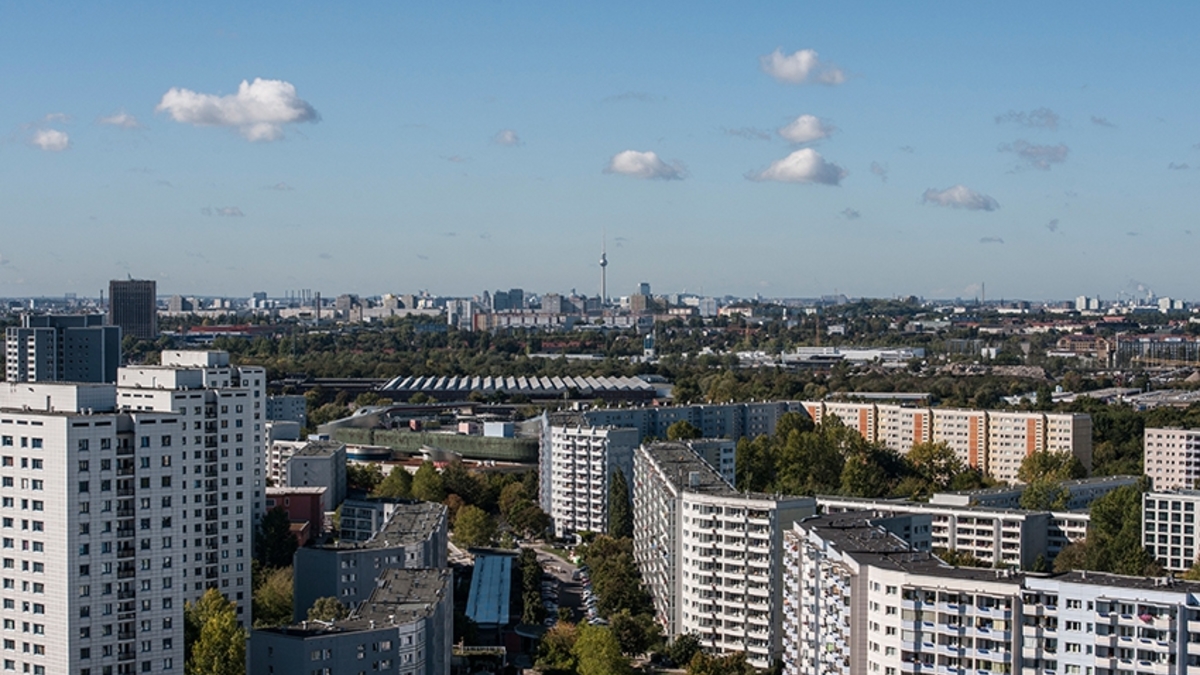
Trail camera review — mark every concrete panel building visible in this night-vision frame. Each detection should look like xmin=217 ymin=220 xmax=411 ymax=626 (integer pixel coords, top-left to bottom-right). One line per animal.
xmin=293 ymin=502 xmax=448 ymax=621
xmin=1145 ymin=428 xmax=1200 ymax=491
xmin=540 ymin=420 xmax=639 ymax=537
xmin=266 ymin=394 xmax=308 ymax=428
xmin=632 ymin=442 xmax=816 ymax=668
xmin=251 ymin=567 xmax=452 ymax=675
xmin=1143 ymin=491 xmax=1200 ymax=572
xmin=5 ymin=314 xmax=121 ymax=384
xmin=116 ymin=350 xmax=266 ymax=621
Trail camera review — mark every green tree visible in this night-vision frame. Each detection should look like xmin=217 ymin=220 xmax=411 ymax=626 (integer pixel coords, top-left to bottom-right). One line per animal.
xmin=609 ymin=608 xmax=661 ymax=656
xmin=573 ymin=624 xmax=632 ymax=675
xmin=508 ymin=500 xmax=551 ymax=538
xmin=607 ymin=470 xmax=633 ymax=538
xmin=185 ymin=589 xmax=246 ymax=675
xmin=307 ymin=596 xmax=350 ymax=622
xmin=906 ymin=442 xmax=965 ymax=493
xmin=411 ymin=460 xmax=446 ymax=502
xmin=666 ymin=421 xmax=702 ymax=441
xmin=346 ymin=462 xmax=385 ymax=492
xmin=1019 ymin=480 xmax=1071 ymax=511
xmin=839 ymin=449 xmax=894 ymax=498
xmin=252 ymin=566 xmax=294 ymax=628
xmin=687 ymin=651 xmax=755 ymax=675
xmin=372 ymin=466 xmax=413 ymax=499
xmin=498 ymin=482 xmax=528 ymax=518
xmin=453 ymin=505 xmax=496 ymax=548
xmin=1018 ymin=450 xmax=1087 ymax=484
xmin=667 ymin=634 xmax=702 ymax=668
xmin=255 ymin=507 xmax=298 ymax=569
xmin=536 ymin=621 xmax=580 ymax=673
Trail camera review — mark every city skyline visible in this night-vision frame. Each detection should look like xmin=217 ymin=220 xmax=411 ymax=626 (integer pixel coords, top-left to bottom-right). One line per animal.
xmin=3 ymin=2 xmax=1199 ymax=300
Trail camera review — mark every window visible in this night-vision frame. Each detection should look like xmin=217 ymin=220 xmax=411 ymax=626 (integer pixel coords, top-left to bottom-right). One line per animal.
xmin=78 ymin=482 xmax=89 ymax=494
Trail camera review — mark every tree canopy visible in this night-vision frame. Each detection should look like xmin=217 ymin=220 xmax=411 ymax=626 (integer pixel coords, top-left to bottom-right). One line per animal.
xmin=453 ymin=505 xmax=497 ymax=548
xmin=307 ymin=596 xmax=350 ymax=622
xmin=372 ymin=466 xmax=413 ymax=499
xmin=185 ymin=589 xmax=246 ymax=675
xmin=411 ymin=460 xmax=447 ymax=502
xmin=255 ymin=507 xmax=298 ymax=569
xmin=607 ymin=470 xmax=633 ymax=539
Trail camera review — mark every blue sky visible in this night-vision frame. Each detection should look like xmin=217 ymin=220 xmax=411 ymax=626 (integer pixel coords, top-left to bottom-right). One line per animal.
xmin=2 ymin=2 xmax=1198 ymax=301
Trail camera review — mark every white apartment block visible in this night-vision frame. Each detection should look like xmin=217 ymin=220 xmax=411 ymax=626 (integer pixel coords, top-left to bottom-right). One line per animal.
xmin=784 ymin=513 xmax=1200 ymax=675
xmin=539 ymin=420 xmax=639 ymax=537
xmin=632 ymin=442 xmax=816 ymax=668
xmin=817 ymin=495 xmax=1087 ymax=568
xmin=803 ymin=401 xmax=1092 ymax=482
xmin=1145 ymin=428 xmax=1200 ymax=491
xmin=116 ymin=350 xmax=265 ymax=625
xmin=0 ymin=381 xmax=183 ymax=675
xmin=1143 ymin=491 xmax=1200 ymax=572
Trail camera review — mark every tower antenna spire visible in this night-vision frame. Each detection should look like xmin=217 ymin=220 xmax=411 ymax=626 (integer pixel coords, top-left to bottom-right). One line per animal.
xmin=600 ymin=229 xmax=608 ymax=309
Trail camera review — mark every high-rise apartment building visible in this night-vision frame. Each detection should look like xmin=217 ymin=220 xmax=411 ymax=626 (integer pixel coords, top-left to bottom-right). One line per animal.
xmin=0 ymin=381 xmax=183 ymax=675
xmin=539 ymin=419 xmax=639 ymax=537
xmin=1145 ymin=428 xmax=1200 ymax=490
xmin=115 ymin=350 xmax=265 ymax=626
xmin=108 ymin=279 xmax=157 ymax=340
xmin=5 ymin=314 xmax=121 ymax=383
xmin=632 ymin=442 xmax=816 ymax=668
xmin=1142 ymin=491 xmax=1200 ymax=572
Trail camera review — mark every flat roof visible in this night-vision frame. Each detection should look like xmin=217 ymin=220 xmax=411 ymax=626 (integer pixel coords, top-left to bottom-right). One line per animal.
xmin=259 ymin=568 xmax=451 ymax=637
xmin=293 ymin=441 xmax=346 ymax=457
xmin=642 ymin=442 xmax=737 ymax=496
xmin=466 ymin=553 xmax=512 ymax=627
xmin=316 ymin=501 xmax=445 ymax=551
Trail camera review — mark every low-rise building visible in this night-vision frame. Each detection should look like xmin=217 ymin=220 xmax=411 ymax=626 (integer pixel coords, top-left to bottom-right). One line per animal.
xmin=266 ymin=486 xmax=327 ymax=543
xmin=293 ymin=502 xmax=448 ymax=621
xmin=266 ymin=439 xmax=347 ymax=512
xmin=251 ymin=567 xmax=452 ymax=675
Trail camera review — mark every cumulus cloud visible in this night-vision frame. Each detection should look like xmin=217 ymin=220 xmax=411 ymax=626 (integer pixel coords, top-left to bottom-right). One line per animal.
xmin=493 ymin=129 xmax=521 ymax=146
xmin=980 ymin=237 xmax=1005 ymax=244
xmin=1169 ymin=162 xmax=1191 ymax=170
xmin=723 ymin=127 xmax=771 ymax=141
xmin=1090 ymin=116 xmax=1116 ymax=128
xmin=922 ymin=185 xmax=999 ymax=211
xmin=98 ymin=111 xmax=143 ymax=129
xmin=870 ymin=161 xmax=888 ymax=182
xmin=604 ymin=150 xmax=684 ymax=180
xmin=156 ymin=78 xmax=319 ymax=141
xmin=1046 ymin=218 xmax=1060 ymax=232
xmin=31 ymin=129 xmax=69 ymax=152
xmin=995 ymin=107 xmax=1060 ymax=130
xmin=841 ymin=208 xmax=861 ymax=220
xmin=747 ymin=148 xmax=846 ymax=185
xmin=760 ymin=48 xmax=845 ymax=85
xmin=999 ymin=140 xmax=1069 ymax=170
xmin=777 ymin=114 xmax=836 ymax=143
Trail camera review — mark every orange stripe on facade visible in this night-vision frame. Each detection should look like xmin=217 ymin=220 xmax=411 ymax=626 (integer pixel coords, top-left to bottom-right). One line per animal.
xmin=968 ymin=419 xmax=979 ymax=469
xmin=858 ymin=409 xmax=869 ymax=439
xmin=1026 ymin=419 xmax=1038 ymax=456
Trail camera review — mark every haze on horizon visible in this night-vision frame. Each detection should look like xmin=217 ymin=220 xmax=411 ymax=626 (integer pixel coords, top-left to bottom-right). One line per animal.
xmin=1 ymin=2 xmax=1197 ymax=302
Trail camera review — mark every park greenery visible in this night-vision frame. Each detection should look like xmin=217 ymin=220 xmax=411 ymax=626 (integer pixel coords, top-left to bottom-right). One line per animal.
xmin=184 ymin=589 xmax=247 ymax=675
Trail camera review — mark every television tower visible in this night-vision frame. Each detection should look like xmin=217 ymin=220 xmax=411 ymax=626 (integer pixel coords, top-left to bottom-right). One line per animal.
xmin=600 ymin=237 xmax=608 ymax=307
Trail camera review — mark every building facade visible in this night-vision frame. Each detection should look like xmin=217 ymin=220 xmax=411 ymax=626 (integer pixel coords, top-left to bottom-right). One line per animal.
xmin=1145 ymin=428 xmax=1200 ymax=491
xmin=116 ymin=350 xmax=265 ymax=623
xmin=1143 ymin=491 xmax=1200 ymax=572
xmin=5 ymin=314 xmax=121 ymax=384
xmin=265 ymin=395 xmax=308 ymax=428
xmin=107 ymin=279 xmax=157 ymax=340
xmin=632 ymin=442 xmax=816 ymax=668
xmin=251 ymin=567 xmax=452 ymax=675
xmin=540 ymin=421 xmax=639 ymax=537
xmin=293 ymin=502 xmax=448 ymax=622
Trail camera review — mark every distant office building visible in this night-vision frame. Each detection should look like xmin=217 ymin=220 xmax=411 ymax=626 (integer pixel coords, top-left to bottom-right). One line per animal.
xmin=632 ymin=442 xmax=816 ymax=669
xmin=266 ymin=394 xmax=308 ymax=428
xmin=166 ymin=295 xmax=193 ymax=313
xmin=638 ymin=282 xmax=651 ymax=296
xmin=5 ymin=313 xmax=121 ymax=383
xmin=108 ymin=278 xmax=157 ymax=339
xmin=293 ymin=502 xmax=448 ymax=621
xmin=252 ymin=567 xmax=452 ymax=675
xmin=490 ymin=288 xmax=524 ymax=311
xmin=1145 ymin=428 xmax=1200 ymax=490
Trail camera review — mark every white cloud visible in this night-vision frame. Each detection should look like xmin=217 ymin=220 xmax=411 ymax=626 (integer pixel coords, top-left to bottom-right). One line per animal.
xmin=922 ymin=185 xmax=999 ymax=211
xmin=1090 ymin=116 xmax=1116 ymax=128
xmin=604 ymin=150 xmax=684 ymax=180
xmin=1000 ymin=140 xmax=1069 ymax=170
xmin=1046 ymin=218 xmax=1060 ymax=232
xmin=760 ymin=48 xmax=845 ymax=85
xmin=841 ymin=208 xmax=861 ymax=220
xmin=493 ymin=129 xmax=521 ymax=146
xmin=1169 ymin=162 xmax=1191 ymax=170
xmin=98 ymin=111 xmax=143 ymax=129
xmin=870 ymin=161 xmax=888 ymax=182
xmin=31 ymin=129 xmax=69 ymax=152
xmin=777 ymin=115 xmax=836 ymax=143
xmin=201 ymin=206 xmax=244 ymax=217
xmin=747 ymin=148 xmax=846 ymax=185
xmin=980 ymin=237 xmax=1005 ymax=244
xmin=995 ymin=107 xmax=1059 ymax=130
xmin=156 ymin=78 xmax=319 ymax=141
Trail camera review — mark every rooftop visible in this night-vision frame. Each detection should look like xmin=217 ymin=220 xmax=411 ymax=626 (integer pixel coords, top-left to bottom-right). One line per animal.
xmin=318 ymin=501 xmax=445 ymax=551
xmin=466 ymin=552 xmax=513 ymax=627
xmin=292 ymin=441 xmax=346 ymax=457
xmin=260 ymin=568 xmax=451 ymax=637
xmin=641 ymin=442 xmax=737 ymax=497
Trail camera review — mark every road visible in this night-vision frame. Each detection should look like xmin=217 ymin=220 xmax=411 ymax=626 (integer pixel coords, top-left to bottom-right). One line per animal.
xmin=526 ymin=544 xmax=585 ymax=623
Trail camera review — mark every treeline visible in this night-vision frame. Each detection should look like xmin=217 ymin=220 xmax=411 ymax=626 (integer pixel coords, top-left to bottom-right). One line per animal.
xmin=736 ymin=413 xmax=991 ymax=499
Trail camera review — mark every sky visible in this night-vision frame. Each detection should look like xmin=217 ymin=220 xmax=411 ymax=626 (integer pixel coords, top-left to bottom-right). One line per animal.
xmin=2 ymin=1 xmax=1198 ymax=302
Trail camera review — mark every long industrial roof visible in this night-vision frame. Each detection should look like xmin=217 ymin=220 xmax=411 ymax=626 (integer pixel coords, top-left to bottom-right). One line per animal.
xmin=380 ymin=374 xmax=656 ymax=396
xmin=466 ymin=553 xmax=512 ymax=627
